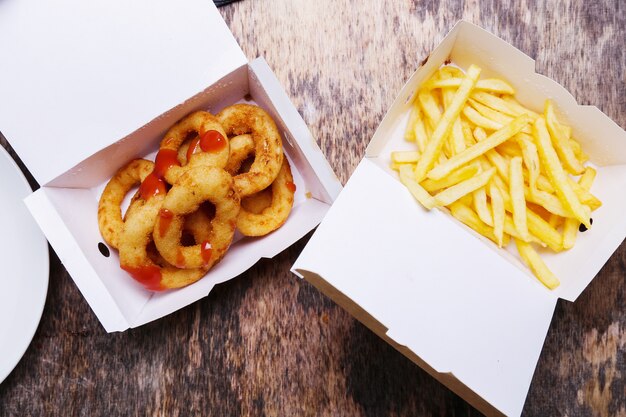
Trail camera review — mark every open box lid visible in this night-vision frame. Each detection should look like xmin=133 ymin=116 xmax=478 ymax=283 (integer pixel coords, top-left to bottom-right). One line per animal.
xmin=0 ymin=0 xmax=246 ymax=186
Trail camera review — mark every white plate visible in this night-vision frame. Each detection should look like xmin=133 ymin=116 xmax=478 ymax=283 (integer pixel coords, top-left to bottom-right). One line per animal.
xmin=0 ymin=145 xmax=49 ymax=384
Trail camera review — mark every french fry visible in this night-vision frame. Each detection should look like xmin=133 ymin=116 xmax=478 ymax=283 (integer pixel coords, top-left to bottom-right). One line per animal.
xmin=399 ymin=165 xmax=436 ymax=209
xmin=516 ymin=134 xmax=540 ymax=192
xmin=473 ymin=186 xmax=493 ymax=226
xmin=524 ymin=187 xmax=570 ymax=217
xmin=413 ymin=65 xmax=481 ymax=181
xmin=496 ymin=140 xmax=523 ymax=158
xmin=471 ymin=91 xmax=520 ymax=117
xmin=391 ymin=150 xmax=421 ymax=163
xmin=515 ymin=239 xmax=560 ymax=289
xmin=413 ymin=110 xmax=430 ymax=152
xmin=404 ymin=103 xmax=420 ymax=142
xmin=548 ymin=214 xmax=563 ymax=229
xmin=418 ymin=90 xmax=442 ymax=130
xmin=510 ymin=157 xmax=532 ymax=240
xmin=490 ymin=181 xmax=505 ymax=247
xmin=390 ymin=162 xmax=413 ymax=171
xmin=563 ymin=168 xmax=597 ymax=249
xmin=434 ymin=167 xmax=495 ymax=207
xmin=532 ymin=117 xmax=591 ymax=227
xmin=440 ymin=73 xmax=466 ymax=156
xmin=449 ymin=202 xmax=499 ymax=244
xmin=502 ymin=96 xmax=540 ymax=119
xmin=427 ymin=114 xmax=531 ymax=180
xmin=527 ymin=209 xmax=563 ymax=252
xmin=567 ymin=177 xmax=602 ymax=210
xmin=421 ymin=164 xmax=479 ymax=193
xmin=462 ymin=105 xmax=502 ymax=131
xmin=425 ymin=77 xmax=515 ymax=95
xmin=544 ymin=101 xmax=584 ymax=174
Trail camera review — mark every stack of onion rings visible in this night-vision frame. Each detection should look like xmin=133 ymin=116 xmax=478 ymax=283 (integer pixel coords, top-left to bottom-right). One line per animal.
xmin=97 ymin=104 xmax=296 ymax=291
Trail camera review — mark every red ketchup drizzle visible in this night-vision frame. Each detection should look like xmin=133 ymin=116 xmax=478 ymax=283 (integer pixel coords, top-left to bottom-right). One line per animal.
xmin=158 ymin=208 xmax=174 ymax=237
xmin=200 ymin=241 xmax=212 ymax=264
xmin=286 ymin=181 xmax=296 ymax=193
xmin=186 ymin=136 xmax=201 ymax=163
xmin=176 ymin=250 xmax=186 ymax=268
xmin=199 ymin=130 xmax=226 ymax=152
xmin=138 ymin=147 xmax=180 ymax=200
xmin=121 ymin=265 xmax=163 ymax=291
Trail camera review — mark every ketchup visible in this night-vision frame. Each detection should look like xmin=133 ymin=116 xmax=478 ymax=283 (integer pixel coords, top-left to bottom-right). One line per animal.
xmin=200 ymin=241 xmax=212 ymax=264
xmin=286 ymin=181 xmax=296 ymax=193
xmin=200 ymin=130 xmax=227 ymax=152
xmin=138 ymin=147 xmax=180 ymax=200
xmin=158 ymin=208 xmax=174 ymax=237
xmin=187 ymin=130 xmax=227 ymax=160
xmin=121 ymin=265 xmax=163 ymax=291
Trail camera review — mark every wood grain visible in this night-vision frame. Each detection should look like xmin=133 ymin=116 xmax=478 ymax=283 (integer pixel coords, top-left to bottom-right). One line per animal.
xmin=0 ymin=1 xmax=624 ymax=416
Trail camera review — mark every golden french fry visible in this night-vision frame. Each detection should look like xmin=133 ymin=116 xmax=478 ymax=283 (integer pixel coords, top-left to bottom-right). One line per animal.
xmin=563 ymin=168 xmax=598 ymax=249
xmin=510 ymin=157 xmax=532 ymax=240
xmin=567 ymin=177 xmax=602 ymax=210
xmin=404 ymin=103 xmax=420 ymax=142
xmin=532 ymin=117 xmax=590 ymax=227
xmin=391 ymin=150 xmax=421 ymax=163
xmin=470 ymin=98 xmax=515 ymax=125
xmin=548 ymin=214 xmax=563 ymax=229
xmin=471 ymin=91 xmax=520 ymax=117
xmin=544 ymin=100 xmax=584 ymax=174
xmin=399 ymin=165 xmax=436 ymax=209
xmin=390 ymin=162 xmax=414 ymax=171
xmin=426 ymin=78 xmax=515 ymax=95
xmin=502 ymin=96 xmax=540 ymax=118
xmin=434 ymin=167 xmax=495 ymax=207
xmin=524 ymin=187 xmax=570 ymax=217
xmin=515 ymin=239 xmax=560 ymax=289
xmin=516 ymin=134 xmax=540 ymax=192
xmin=413 ymin=109 xmax=429 ymax=152
xmin=449 ymin=202 xmax=499 ymax=244
xmin=462 ymin=105 xmax=502 ymax=131
xmin=427 ymin=114 xmax=531 ymax=180
xmin=473 ymin=186 xmax=493 ymax=226
xmin=413 ymin=65 xmax=481 ymax=181
xmin=496 ymin=140 xmax=523 ymax=158
xmin=418 ymin=90 xmax=442 ymax=130
xmin=527 ymin=209 xmax=563 ymax=252
xmin=490 ymin=181 xmax=505 ymax=247
xmin=421 ymin=164 xmax=479 ymax=193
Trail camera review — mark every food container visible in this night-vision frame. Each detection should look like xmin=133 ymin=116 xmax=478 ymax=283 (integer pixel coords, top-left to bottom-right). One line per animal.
xmin=292 ymin=21 xmax=626 ymax=417
xmin=0 ymin=0 xmax=341 ymax=332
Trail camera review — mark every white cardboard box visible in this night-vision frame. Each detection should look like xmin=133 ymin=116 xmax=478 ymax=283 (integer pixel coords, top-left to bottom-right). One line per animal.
xmin=0 ymin=0 xmax=341 ymax=332
xmin=292 ymin=21 xmax=626 ymax=417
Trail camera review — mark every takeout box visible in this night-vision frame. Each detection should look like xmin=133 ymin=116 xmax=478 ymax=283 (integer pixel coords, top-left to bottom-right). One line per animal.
xmin=292 ymin=21 xmax=626 ymax=417
xmin=0 ymin=0 xmax=341 ymax=332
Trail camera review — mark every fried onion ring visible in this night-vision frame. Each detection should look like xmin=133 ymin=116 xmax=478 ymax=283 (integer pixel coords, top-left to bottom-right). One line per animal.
xmin=159 ymin=111 xmax=230 ymax=184
xmin=217 ymin=104 xmax=283 ymax=197
xmin=153 ymin=167 xmax=240 ymax=270
xmin=224 ymin=134 xmax=254 ymax=175
xmin=237 ymin=158 xmax=295 ymax=237
xmin=98 ymin=159 xmax=154 ymax=249
xmin=119 ymin=194 xmax=209 ymax=291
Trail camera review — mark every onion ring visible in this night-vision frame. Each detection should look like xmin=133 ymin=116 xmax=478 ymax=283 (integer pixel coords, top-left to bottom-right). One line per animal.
xmin=224 ymin=134 xmax=254 ymax=175
xmin=118 ymin=194 xmax=209 ymax=291
xmin=98 ymin=159 xmax=154 ymax=249
xmin=153 ymin=167 xmax=240 ymax=270
xmin=237 ymin=158 xmax=296 ymax=237
xmin=217 ymin=104 xmax=283 ymax=197
xmin=159 ymin=111 xmax=230 ymax=184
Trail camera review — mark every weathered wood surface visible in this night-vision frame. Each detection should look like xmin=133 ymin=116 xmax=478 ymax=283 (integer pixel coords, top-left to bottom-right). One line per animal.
xmin=1 ymin=1 xmax=624 ymax=416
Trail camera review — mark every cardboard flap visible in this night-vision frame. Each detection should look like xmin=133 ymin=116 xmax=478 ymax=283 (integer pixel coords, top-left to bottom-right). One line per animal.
xmin=293 ymin=159 xmax=557 ymax=417
xmin=0 ymin=0 xmax=246 ymax=186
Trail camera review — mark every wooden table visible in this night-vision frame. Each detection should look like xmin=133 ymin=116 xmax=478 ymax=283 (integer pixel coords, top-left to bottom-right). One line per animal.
xmin=1 ymin=1 xmax=624 ymax=416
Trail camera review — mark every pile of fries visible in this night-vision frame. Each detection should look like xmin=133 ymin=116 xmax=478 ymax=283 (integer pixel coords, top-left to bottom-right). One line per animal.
xmin=392 ymin=64 xmax=601 ymax=289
